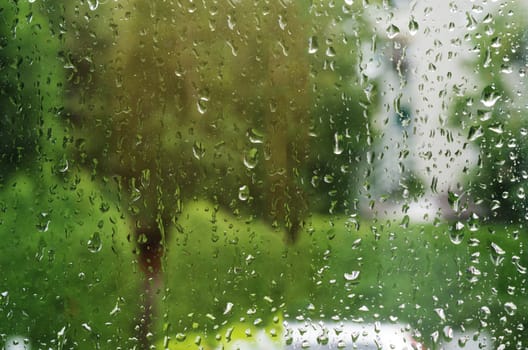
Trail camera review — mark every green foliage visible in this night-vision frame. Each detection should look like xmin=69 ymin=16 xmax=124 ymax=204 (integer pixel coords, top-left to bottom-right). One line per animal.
xmin=451 ymin=1 xmax=528 ymax=222
xmin=0 ymin=167 xmax=142 ymax=349
xmin=162 ymin=201 xmax=311 ymax=336
xmin=305 ymin=2 xmax=380 ymax=214
xmin=61 ymin=1 xmax=317 ymax=235
xmin=1 ymin=173 xmax=527 ymax=348
xmin=0 ymin=0 xmax=63 ymax=176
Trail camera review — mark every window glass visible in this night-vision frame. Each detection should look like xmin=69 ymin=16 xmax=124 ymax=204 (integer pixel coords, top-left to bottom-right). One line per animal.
xmin=1 ymin=0 xmax=527 ymax=349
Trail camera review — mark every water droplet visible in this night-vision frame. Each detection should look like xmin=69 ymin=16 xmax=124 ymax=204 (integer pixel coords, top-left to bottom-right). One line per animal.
xmin=308 ymin=36 xmax=319 ymax=54
xmin=81 ymin=323 xmax=92 ymax=332
xmin=491 ymin=36 xmax=501 ymax=48
xmin=386 ymin=24 xmax=400 ymax=39
xmin=36 ymin=212 xmax=50 ymax=232
xmin=447 ymin=191 xmax=461 ymax=212
xmin=482 ymin=47 xmax=492 ymax=68
xmin=344 ymin=271 xmax=360 ymax=281
xmin=449 ymin=223 xmax=464 ymax=245
xmin=443 ymin=326 xmax=453 ymax=341
xmin=87 ymin=232 xmax=102 ymax=253
xmin=358 ymin=305 xmax=369 ymax=312
xmin=490 ymin=242 xmax=505 ymax=266
xmin=488 ymin=122 xmax=504 ymax=134
xmin=238 ymin=185 xmax=249 ymax=201
xmin=192 ymin=141 xmax=205 ymax=160
xmin=480 ymin=86 xmax=501 ymax=107
xmin=458 ymin=336 xmax=468 ymax=347
xmin=490 ymin=242 xmax=505 ymax=255
xmin=110 ymin=300 xmax=121 ymax=316
xmin=333 ymin=132 xmax=343 ymax=155
xmin=243 ymin=148 xmax=258 ymax=169
xmin=247 ymin=128 xmax=264 ymax=144
xmin=223 ymin=302 xmax=234 ymax=315
xmin=56 ymin=158 xmax=69 ymax=173
xmin=434 ymin=308 xmax=446 ymax=322
xmin=504 ymin=302 xmax=517 ymax=316
xmin=465 ymin=12 xmax=477 ymax=31
xmin=87 ymin=0 xmax=98 ymax=11
xmin=408 ymin=18 xmax=419 ymax=36
xmin=467 ymin=125 xmax=484 ymax=141
xmin=325 ymin=46 xmax=336 ymax=57
xmin=400 ymin=215 xmax=410 ymax=228
xmin=196 ymin=97 xmax=208 ymax=114
xmin=501 ymin=64 xmax=512 ymax=74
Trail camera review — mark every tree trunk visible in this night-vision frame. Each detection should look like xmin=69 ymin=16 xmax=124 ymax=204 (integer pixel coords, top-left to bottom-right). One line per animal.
xmin=135 ymin=226 xmax=164 ymax=349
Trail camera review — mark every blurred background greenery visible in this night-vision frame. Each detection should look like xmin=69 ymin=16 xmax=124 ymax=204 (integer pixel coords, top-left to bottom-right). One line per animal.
xmin=1 ymin=0 xmax=527 ymax=349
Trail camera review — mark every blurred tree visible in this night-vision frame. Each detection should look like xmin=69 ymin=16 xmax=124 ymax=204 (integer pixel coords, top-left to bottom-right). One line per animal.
xmin=450 ymin=1 xmax=528 ymax=223
xmin=63 ymin=0 xmax=312 ymax=344
xmin=61 ymin=0 xmax=381 ymax=345
xmin=0 ymin=0 xmax=62 ymax=178
xmin=304 ymin=3 xmax=380 ymax=215
xmin=449 ymin=3 xmax=528 ymax=346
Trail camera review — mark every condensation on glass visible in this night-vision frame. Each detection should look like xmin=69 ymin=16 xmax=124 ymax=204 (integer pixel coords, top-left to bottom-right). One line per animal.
xmin=1 ymin=0 xmax=526 ymax=349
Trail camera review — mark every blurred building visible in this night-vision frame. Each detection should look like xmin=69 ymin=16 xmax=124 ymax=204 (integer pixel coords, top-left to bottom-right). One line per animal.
xmin=354 ymin=0 xmax=496 ymax=221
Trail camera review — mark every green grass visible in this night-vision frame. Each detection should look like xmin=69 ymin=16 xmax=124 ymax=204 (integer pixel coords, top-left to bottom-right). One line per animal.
xmin=1 ymin=168 xmax=527 ymax=348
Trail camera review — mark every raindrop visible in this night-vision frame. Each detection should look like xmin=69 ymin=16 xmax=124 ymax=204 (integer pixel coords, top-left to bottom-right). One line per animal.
xmin=504 ymin=302 xmax=517 ymax=316
xmin=238 ymin=185 xmax=249 ymax=201
xmin=344 ymin=271 xmax=360 ymax=281
xmin=56 ymin=158 xmax=69 ymax=173
xmin=488 ymin=122 xmax=504 ymax=134
xmin=247 ymin=128 xmax=264 ymax=144
xmin=243 ymin=148 xmax=259 ymax=169
xmin=458 ymin=337 xmax=468 ymax=347
xmin=400 ymin=215 xmax=410 ymax=229
xmin=87 ymin=232 xmax=102 ymax=253
xmin=333 ymin=132 xmax=343 ymax=155
xmin=110 ymin=300 xmax=121 ymax=316
xmin=483 ymin=48 xmax=492 ymax=68
xmin=467 ymin=125 xmax=484 ymax=141
xmin=408 ymin=17 xmax=419 ymax=36
xmin=490 ymin=37 xmax=501 ymax=48
xmin=223 ymin=302 xmax=234 ymax=315
xmin=480 ymin=86 xmax=501 ymax=107
xmin=465 ymin=12 xmax=477 ymax=31
xmin=447 ymin=191 xmax=461 ymax=212
xmin=36 ymin=212 xmax=50 ymax=232
xmin=501 ymin=64 xmax=513 ymax=74
xmin=434 ymin=308 xmax=447 ymax=322
xmin=431 ymin=331 xmax=440 ymax=345
xmin=443 ymin=326 xmax=453 ymax=341
xmin=490 ymin=242 xmax=505 ymax=266
xmin=512 ymin=256 xmax=527 ymax=274
xmin=308 ymin=36 xmax=319 ymax=54
xmin=490 ymin=242 xmax=505 ymax=255
xmin=325 ymin=46 xmax=336 ymax=57
xmin=192 ymin=141 xmax=206 ymax=160
xmin=197 ymin=97 xmax=208 ymax=114
xmin=386 ymin=24 xmax=400 ymax=39
xmin=87 ymin=0 xmax=98 ymax=11
xmin=81 ymin=323 xmax=92 ymax=332
xmin=323 ymin=174 xmax=334 ymax=184
xmin=449 ymin=223 xmax=464 ymax=245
